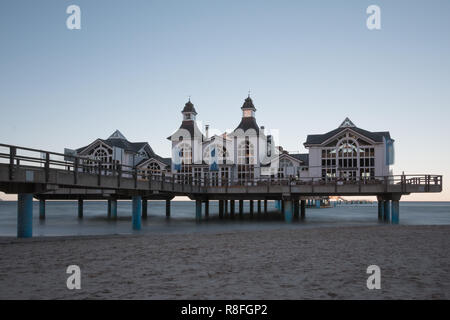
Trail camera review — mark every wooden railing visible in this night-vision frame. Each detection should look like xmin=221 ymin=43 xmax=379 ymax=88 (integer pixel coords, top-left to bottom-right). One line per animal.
xmin=0 ymin=143 xmax=443 ymax=190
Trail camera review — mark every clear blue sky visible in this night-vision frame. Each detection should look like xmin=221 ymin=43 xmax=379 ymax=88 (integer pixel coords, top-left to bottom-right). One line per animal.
xmin=1 ymin=0 xmax=449 ymax=200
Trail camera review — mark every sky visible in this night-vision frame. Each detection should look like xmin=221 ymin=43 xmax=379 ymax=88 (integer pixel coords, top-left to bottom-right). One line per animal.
xmin=0 ymin=0 xmax=449 ymax=201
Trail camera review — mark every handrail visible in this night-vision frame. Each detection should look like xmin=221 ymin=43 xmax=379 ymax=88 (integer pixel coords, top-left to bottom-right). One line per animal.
xmin=0 ymin=142 xmax=443 ymax=189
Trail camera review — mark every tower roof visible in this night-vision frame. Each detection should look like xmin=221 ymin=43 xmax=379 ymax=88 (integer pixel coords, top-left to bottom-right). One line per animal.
xmin=182 ymin=99 xmax=197 ymax=115
xmin=108 ymin=130 xmax=127 ymax=140
xmin=241 ymin=97 xmax=256 ymax=111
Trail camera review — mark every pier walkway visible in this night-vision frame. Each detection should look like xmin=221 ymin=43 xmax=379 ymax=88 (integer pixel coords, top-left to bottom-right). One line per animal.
xmin=0 ymin=143 xmax=443 ymax=237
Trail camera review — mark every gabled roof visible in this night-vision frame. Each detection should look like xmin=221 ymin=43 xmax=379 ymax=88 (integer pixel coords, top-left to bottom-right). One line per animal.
xmin=108 ymin=129 xmax=127 ymax=140
xmin=304 ymin=119 xmax=392 ymax=146
xmin=137 ymin=156 xmax=172 ymax=168
xmin=289 ymin=153 xmax=309 ymax=166
xmin=76 ymin=138 xmax=150 ymax=154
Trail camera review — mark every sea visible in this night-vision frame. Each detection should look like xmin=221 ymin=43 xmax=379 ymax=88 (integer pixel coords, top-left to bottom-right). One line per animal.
xmin=0 ymin=201 xmax=449 ymax=237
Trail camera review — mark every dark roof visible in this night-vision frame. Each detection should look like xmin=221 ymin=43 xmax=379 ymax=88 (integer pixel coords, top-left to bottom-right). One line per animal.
xmin=167 ymin=120 xmax=205 ymax=140
xmin=304 ymin=127 xmax=392 ymax=145
xmin=234 ymin=117 xmax=260 ymax=134
xmin=76 ymin=138 xmax=150 ymax=154
xmin=137 ymin=156 xmax=171 ymax=168
xmin=241 ymin=97 xmax=256 ymax=111
xmin=289 ymin=153 xmax=309 ymax=166
xmin=182 ymin=100 xmax=197 ymax=114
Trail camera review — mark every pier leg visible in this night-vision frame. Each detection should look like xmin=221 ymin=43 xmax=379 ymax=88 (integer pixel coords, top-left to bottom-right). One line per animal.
xmin=264 ymin=200 xmax=268 ymax=215
xmin=315 ymin=200 xmax=320 ymax=208
xmin=17 ymin=193 xmax=33 ymax=238
xmin=281 ymin=200 xmax=285 ymax=214
xmin=230 ymin=200 xmax=235 ymax=218
xmin=224 ymin=200 xmax=228 ymax=217
xmin=283 ymin=200 xmax=293 ymax=223
xmin=142 ymin=199 xmax=148 ymax=219
xmin=249 ymin=200 xmax=254 ymax=218
xmin=196 ymin=199 xmax=202 ymax=221
xmin=377 ymin=200 xmax=383 ymax=221
xmin=132 ymin=196 xmax=142 ymax=230
xmin=257 ymin=200 xmax=261 ymax=217
xmin=39 ymin=199 xmax=45 ymax=220
xmin=391 ymin=200 xmax=400 ymax=224
xmin=204 ymin=200 xmax=209 ymax=219
xmin=166 ymin=199 xmax=171 ymax=218
xmin=78 ymin=199 xmax=83 ymax=219
xmin=293 ymin=200 xmax=299 ymax=220
xmin=239 ymin=200 xmax=244 ymax=218
xmin=383 ymin=200 xmax=390 ymax=223
xmin=219 ymin=200 xmax=224 ymax=219
xmin=300 ymin=200 xmax=306 ymax=220
xmin=111 ymin=199 xmax=117 ymax=220
xmin=107 ymin=199 xmax=112 ymax=219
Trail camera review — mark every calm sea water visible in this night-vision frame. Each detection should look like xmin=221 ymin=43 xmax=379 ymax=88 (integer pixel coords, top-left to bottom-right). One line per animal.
xmin=0 ymin=201 xmax=449 ymax=237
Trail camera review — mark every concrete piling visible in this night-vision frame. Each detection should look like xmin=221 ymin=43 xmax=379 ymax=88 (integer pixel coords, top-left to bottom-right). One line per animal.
xmin=132 ymin=196 xmax=142 ymax=230
xmin=17 ymin=193 xmax=33 ymax=238
xmin=39 ymin=199 xmax=45 ymax=220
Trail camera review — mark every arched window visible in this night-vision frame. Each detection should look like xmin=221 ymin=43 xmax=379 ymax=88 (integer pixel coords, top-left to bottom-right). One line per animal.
xmin=177 ymin=143 xmax=193 ymax=184
xmin=237 ymin=140 xmax=255 ymax=183
xmin=203 ymin=145 xmax=229 ymax=164
xmin=178 ymin=143 xmax=192 ymax=165
xmin=85 ymin=144 xmax=112 ymax=173
xmin=147 ymin=162 xmax=161 ymax=175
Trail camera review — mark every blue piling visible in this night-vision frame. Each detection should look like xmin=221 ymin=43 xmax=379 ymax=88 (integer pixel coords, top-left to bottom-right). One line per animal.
xmin=111 ymin=199 xmax=117 ymax=220
xmin=391 ymin=200 xmax=400 ymax=224
xmin=195 ymin=199 xmax=202 ymax=221
xmin=17 ymin=193 xmax=33 ymax=238
xmin=39 ymin=199 xmax=45 ymax=220
xmin=315 ymin=200 xmax=320 ymax=208
xmin=378 ymin=200 xmax=383 ymax=221
xmin=132 ymin=196 xmax=142 ymax=230
xmin=383 ymin=200 xmax=390 ymax=223
xmin=78 ymin=199 xmax=83 ymax=219
xmin=284 ymin=200 xmax=293 ymax=223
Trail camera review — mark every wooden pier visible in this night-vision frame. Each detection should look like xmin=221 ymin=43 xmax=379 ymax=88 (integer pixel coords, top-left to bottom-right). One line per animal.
xmin=0 ymin=143 xmax=443 ymax=237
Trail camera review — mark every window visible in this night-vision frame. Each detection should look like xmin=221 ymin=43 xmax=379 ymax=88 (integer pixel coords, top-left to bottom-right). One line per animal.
xmin=237 ymin=140 xmax=255 ymax=183
xmin=203 ymin=145 xmax=229 ymax=164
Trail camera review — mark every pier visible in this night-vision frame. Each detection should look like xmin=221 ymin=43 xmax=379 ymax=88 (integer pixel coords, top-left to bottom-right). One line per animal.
xmin=0 ymin=143 xmax=443 ymax=237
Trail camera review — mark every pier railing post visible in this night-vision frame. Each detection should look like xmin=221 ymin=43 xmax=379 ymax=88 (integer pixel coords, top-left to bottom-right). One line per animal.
xmin=9 ymin=146 xmax=16 ymax=180
xmin=97 ymin=162 xmax=101 ymax=186
xmin=44 ymin=152 xmax=50 ymax=183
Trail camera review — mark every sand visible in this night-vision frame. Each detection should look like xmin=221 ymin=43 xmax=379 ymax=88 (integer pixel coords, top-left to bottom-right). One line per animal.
xmin=0 ymin=225 xmax=449 ymax=299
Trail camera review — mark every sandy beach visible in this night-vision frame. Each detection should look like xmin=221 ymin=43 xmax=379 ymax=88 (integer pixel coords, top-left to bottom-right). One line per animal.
xmin=0 ymin=225 xmax=449 ymax=299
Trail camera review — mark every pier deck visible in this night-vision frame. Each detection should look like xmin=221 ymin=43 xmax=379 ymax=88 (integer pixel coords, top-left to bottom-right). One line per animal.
xmin=0 ymin=143 xmax=443 ymax=237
